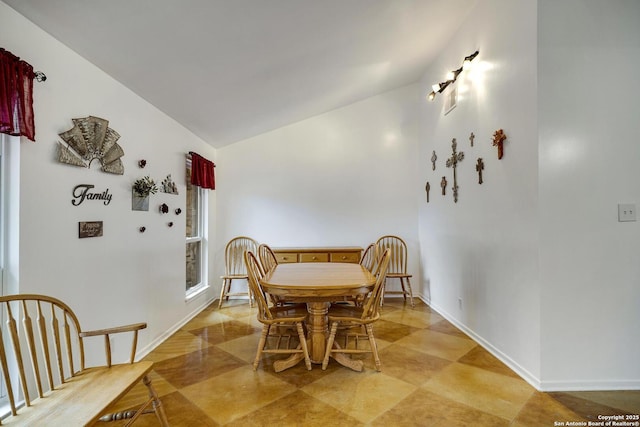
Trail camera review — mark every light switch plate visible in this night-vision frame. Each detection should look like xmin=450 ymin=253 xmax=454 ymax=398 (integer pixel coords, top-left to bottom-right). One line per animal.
xmin=618 ymin=204 xmax=637 ymax=222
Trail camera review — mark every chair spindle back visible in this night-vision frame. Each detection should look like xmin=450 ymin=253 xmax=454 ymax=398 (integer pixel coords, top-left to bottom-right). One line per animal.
xmin=224 ymin=236 xmax=258 ymax=276
xmin=258 ymin=244 xmax=278 ymax=275
xmin=359 ymin=243 xmax=377 ymax=272
xmin=0 ymin=295 xmax=85 ymax=417
xmin=360 ymin=249 xmax=391 ymax=321
xmin=375 ymin=235 xmax=408 ymax=275
xmin=244 ymin=251 xmax=273 ymax=321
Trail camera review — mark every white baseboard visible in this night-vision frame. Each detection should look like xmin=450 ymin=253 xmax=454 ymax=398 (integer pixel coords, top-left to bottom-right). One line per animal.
xmin=539 ymin=380 xmax=640 ymax=392
xmin=419 ymin=294 xmax=640 ymax=391
xmin=417 ymin=294 xmax=542 ymax=390
xmin=136 ymin=295 xmax=216 ymax=360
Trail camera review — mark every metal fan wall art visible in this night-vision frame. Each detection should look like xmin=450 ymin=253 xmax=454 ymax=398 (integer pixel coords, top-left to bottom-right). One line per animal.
xmin=57 ymin=116 xmax=125 ymax=175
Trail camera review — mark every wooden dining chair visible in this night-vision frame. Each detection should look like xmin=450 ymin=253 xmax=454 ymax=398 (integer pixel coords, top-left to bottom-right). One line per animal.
xmin=335 ymin=243 xmax=377 ymax=307
xmin=375 ymin=235 xmax=415 ymax=308
xmin=244 ymin=251 xmax=312 ymax=371
xmin=258 ymin=243 xmax=278 ymax=275
xmin=359 ymin=243 xmax=377 ymax=272
xmin=219 ymin=236 xmax=258 ymax=308
xmin=259 ymin=243 xmax=293 ymax=306
xmin=321 ymin=249 xmax=390 ymax=371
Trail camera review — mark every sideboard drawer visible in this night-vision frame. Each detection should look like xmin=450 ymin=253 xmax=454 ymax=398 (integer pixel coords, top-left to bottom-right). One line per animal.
xmin=272 ymin=247 xmax=363 ymax=264
xmin=300 ymin=253 xmax=329 ymax=263
xmin=275 ymin=253 xmax=298 ymax=263
xmin=330 ymin=252 xmax=361 ymax=263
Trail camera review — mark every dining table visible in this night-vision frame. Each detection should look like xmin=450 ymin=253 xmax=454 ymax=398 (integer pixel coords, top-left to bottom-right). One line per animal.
xmin=260 ymin=262 xmax=376 ymax=372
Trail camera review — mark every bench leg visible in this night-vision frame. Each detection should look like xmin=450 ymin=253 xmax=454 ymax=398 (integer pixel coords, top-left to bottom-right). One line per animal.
xmin=143 ymin=374 xmax=169 ymax=427
xmin=102 ymin=375 xmax=168 ymax=426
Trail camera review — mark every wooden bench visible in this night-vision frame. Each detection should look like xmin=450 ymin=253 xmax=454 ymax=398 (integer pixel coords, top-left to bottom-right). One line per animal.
xmin=0 ymin=294 xmax=168 ymax=426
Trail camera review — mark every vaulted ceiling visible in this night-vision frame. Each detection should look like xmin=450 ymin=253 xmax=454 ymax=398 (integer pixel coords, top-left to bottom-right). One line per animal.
xmin=4 ymin=0 xmax=476 ymax=148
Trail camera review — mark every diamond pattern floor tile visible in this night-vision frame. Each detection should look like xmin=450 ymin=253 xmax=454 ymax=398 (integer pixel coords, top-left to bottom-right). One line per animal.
xmin=107 ymin=298 xmax=639 ymax=426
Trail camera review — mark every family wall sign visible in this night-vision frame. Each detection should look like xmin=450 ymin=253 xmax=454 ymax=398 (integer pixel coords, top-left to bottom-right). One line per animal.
xmin=71 ymin=184 xmax=112 ymax=206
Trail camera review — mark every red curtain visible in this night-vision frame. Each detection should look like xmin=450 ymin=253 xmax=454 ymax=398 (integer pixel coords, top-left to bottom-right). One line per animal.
xmin=190 ymin=152 xmax=215 ymax=190
xmin=0 ymin=48 xmax=35 ymax=141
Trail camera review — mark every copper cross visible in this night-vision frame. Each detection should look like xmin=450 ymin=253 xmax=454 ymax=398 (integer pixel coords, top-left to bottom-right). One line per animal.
xmin=445 ymin=138 xmax=464 ymax=203
xmin=469 ymin=132 xmax=475 ymax=147
xmin=440 ymin=176 xmax=447 ymax=195
xmin=431 ymin=150 xmax=437 ymax=170
xmin=492 ymin=129 xmax=507 ymax=159
xmin=476 ymin=158 xmax=484 ymax=184
xmin=425 ymin=181 xmax=430 ymax=202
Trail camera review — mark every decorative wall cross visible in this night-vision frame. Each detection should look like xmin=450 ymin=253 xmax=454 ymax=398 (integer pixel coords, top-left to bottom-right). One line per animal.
xmin=469 ymin=132 xmax=475 ymax=147
xmin=476 ymin=158 xmax=484 ymax=184
xmin=440 ymin=176 xmax=447 ymax=195
xmin=431 ymin=150 xmax=437 ymax=170
xmin=445 ymin=138 xmax=464 ymax=203
xmin=425 ymin=182 xmax=430 ymax=202
xmin=492 ymin=129 xmax=507 ymax=159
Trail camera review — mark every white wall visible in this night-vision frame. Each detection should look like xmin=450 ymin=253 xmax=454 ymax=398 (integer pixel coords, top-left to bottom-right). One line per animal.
xmin=538 ymin=0 xmax=640 ymax=390
xmin=215 ymin=84 xmax=420 ymax=290
xmin=1 ymin=2 xmax=217 ymax=365
xmin=419 ymin=0 xmax=640 ymax=391
xmin=417 ymin=0 xmax=540 ymax=385
xmin=6 ymin=0 xmax=638 ymax=391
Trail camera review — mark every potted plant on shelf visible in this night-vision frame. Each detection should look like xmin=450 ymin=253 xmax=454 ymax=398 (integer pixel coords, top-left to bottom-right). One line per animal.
xmin=132 ymin=176 xmax=158 ymax=211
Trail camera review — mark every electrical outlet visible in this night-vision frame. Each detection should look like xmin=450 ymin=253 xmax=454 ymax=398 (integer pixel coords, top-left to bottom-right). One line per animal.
xmin=618 ymin=204 xmax=637 ymax=222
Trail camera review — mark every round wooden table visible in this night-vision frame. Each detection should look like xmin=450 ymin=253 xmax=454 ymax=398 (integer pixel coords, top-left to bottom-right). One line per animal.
xmin=261 ymin=262 xmax=375 ymax=371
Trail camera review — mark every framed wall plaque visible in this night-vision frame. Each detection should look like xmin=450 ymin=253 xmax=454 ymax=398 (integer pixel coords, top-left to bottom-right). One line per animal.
xmin=444 ymin=84 xmax=457 ymax=116
xmin=79 ymin=221 xmax=103 ymax=238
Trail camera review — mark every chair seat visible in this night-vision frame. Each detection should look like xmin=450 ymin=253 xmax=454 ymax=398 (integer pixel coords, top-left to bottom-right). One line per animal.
xmin=327 ymin=304 xmax=377 ymax=325
xmin=220 ymin=274 xmax=248 ymax=279
xmin=265 ymin=304 xmax=309 ymax=324
xmin=386 ymin=273 xmax=412 ymax=279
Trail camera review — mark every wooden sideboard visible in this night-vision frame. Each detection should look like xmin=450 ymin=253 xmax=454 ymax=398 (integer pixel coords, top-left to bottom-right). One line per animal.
xmin=272 ymin=246 xmax=363 ymax=264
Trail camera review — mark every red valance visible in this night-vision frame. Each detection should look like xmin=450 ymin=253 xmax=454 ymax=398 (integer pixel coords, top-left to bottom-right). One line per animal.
xmin=190 ymin=152 xmax=215 ymax=190
xmin=0 ymin=48 xmax=36 ymax=141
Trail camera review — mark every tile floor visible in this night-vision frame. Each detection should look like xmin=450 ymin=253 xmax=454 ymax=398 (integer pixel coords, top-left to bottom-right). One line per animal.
xmin=106 ymin=299 xmax=640 ymax=426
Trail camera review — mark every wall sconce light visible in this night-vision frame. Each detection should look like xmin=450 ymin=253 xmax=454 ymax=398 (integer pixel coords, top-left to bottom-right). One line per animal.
xmin=463 ymin=50 xmax=479 ymax=69
xmin=427 ymin=50 xmax=479 ymax=102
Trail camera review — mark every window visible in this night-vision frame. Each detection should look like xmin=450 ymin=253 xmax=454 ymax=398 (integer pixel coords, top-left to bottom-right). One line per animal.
xmin=185 ymin=157 xmax=208 ymax=297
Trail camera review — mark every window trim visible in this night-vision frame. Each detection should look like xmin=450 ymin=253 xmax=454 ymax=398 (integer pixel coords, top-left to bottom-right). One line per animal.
xmin=185 ymin=159 xmax=208 ymax=300
xmin=0 ymin=135 xmax=19 ymax=297
xmin=0 ymin=134 xmax=20 ymax=407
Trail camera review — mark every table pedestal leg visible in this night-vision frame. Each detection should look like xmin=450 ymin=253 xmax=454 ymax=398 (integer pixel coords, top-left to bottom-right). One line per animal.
xmin=307 ymin=301 xmax=329 ymax=363
xmin=273 ymin=352 xmax=305 ymax=373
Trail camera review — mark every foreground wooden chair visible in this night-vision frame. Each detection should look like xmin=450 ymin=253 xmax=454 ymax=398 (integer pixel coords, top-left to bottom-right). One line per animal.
xmin=219 ymin=236 xmax=258 ymax=308
xmin=245 ymin=251 xmax=311 ymax=372
xmin=0 ymin=294 xmax=168 ymax=426
xmin=322 ymin=249 xmax=390 ymax=371
xmin=375 ymin=235 xmax=415 ymax=308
